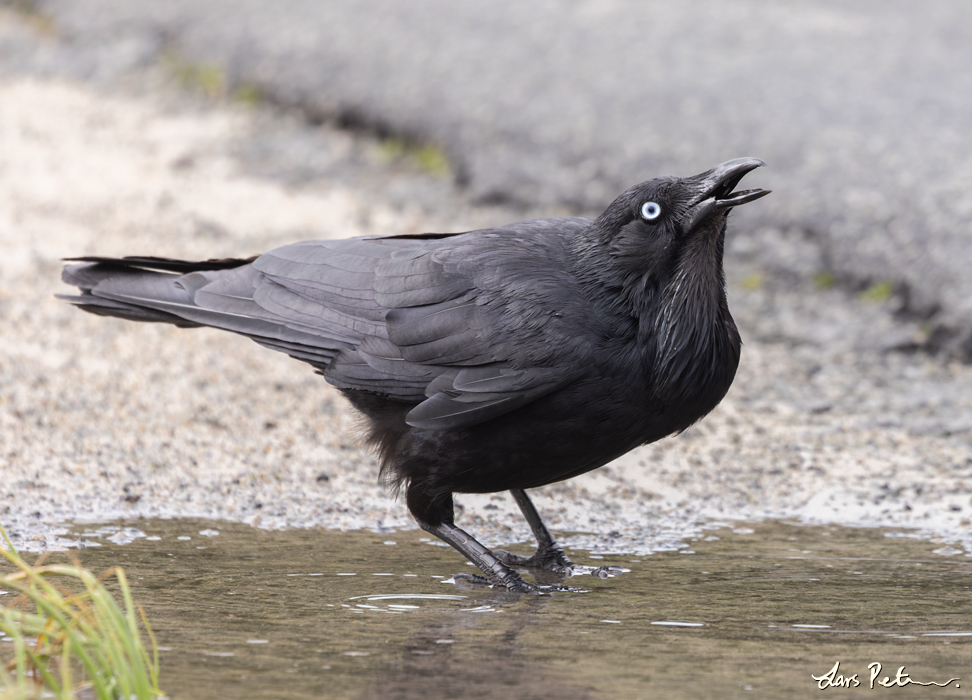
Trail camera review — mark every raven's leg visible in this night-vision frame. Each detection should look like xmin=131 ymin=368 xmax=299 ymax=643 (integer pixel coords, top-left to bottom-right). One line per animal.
xmin=406 ymin=483 xmax=580 ymax=594
xmin=493 ymin=489 xmax=577 ymax=576
xmin=494 ymin=489 xmax=622 ymax=580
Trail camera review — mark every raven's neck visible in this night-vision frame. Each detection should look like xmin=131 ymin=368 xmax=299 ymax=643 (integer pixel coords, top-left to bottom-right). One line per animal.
xmin=567 ymin=220 xmax=741 ymax=418
xmin=650 ymin=226 xmax=740 ymax=424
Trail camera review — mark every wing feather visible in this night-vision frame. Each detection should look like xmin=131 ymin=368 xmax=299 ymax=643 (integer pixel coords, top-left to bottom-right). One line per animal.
xmin=246 ymin=221 xmax=596 ymax=427
xmin=70 ymin=217 xmax=598 ymax=429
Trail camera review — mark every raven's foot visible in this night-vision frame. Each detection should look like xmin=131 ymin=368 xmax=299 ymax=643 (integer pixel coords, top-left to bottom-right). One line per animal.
xmin=493 ymin=544 xmax=576 ymax=577
xmin=493 ymin=544 xmax=626 ymax=581
xmin=451 ymin=571 xmax=588 ymax=595
xmin=422 ymin=521 xmax=589 ymax=594
xmin=500 ymin=489 xmax=627 ymax=580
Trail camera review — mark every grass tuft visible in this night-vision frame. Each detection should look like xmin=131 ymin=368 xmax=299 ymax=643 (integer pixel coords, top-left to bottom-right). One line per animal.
xmin=379 ymin=138 xmax=451 ymax=178
xmin=411 ymin=144 xmax=451 ymax=178
xmin=812 ymin=271 xmax=836 ymax=289
xmin=0 ymin=526 xmax=164 ymax=700
xmin=165 ymin=53 xmax=226 ymax=99
xmin=234 ymin=83 xmax=264 ymax=106
xmin=739 ymin=273 xmax=764 ymax=291
xmin=859 ymin=280 xmax=894 ymax=303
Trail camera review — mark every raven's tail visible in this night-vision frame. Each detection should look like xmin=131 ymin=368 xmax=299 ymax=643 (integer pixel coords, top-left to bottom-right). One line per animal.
xmin=58 ymin=252 xmax=349 ymax=372
xmin=57 ymin=255 xmax=256 ymax=328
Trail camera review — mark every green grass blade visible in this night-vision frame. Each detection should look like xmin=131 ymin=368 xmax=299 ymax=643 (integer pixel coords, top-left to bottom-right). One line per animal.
xmin=0 ymin=524 xmax=165 ymax=699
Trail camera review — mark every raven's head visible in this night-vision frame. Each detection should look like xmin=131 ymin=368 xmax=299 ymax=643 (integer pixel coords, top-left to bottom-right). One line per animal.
xmin=594 ymin=157 xmax=770 ymax=283
xmin=585 ymin=158 xmax=770 ymax=403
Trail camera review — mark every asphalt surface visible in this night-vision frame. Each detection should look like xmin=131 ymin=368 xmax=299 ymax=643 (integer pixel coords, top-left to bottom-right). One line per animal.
xmin=24 ymin=0 xmax=972 ymax=355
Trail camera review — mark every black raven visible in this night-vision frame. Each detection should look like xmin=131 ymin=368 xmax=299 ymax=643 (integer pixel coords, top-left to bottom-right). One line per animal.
xmin=59 ymin=158 xmax=769 ymax=593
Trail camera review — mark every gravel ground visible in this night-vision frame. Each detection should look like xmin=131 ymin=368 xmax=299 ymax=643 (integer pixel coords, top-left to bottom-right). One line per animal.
xmin=1 ymin=11 xmax=971 ymax=557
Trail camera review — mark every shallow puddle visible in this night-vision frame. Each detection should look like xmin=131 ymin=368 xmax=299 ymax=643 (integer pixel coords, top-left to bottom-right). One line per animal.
xmin=4 ymin=520 xmax=971 ymax=698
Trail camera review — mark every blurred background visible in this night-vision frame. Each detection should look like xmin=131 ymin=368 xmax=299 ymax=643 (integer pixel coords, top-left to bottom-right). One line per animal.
xmin=2 ymin=3 xmax=972 ymax=697
xmin=2 ymin=1 xmax=972 ymax=549
xmin=16 ymin=0 xmax=972 ymax=350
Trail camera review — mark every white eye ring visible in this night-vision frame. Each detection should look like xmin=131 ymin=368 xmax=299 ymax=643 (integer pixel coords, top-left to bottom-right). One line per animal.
xmin=641 ymin=201 xmax=662 ymax=221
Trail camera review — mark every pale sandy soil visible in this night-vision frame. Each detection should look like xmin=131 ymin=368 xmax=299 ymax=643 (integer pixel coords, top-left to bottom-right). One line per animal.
xmin=2 ymin=65 xmax=971 ymax=557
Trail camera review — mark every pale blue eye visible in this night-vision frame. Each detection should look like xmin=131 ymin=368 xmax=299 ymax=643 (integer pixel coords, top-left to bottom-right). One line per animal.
xmin=641 ymin=201 xmax=662 ymax=221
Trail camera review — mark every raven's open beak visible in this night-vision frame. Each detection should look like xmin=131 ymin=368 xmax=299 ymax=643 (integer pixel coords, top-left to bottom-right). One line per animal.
xmin=682 ymin=157 xmax=770 ymax=233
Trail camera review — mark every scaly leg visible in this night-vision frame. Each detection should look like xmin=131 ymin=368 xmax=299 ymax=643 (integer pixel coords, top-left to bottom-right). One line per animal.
xmin=420 ymin=521 xmax=571 ymax=594
xmin=493 ymin=489 xmax=577 ymax=576
xmin=494 ymin=489 xmax=622 ymax=580
xmin=408 ymin=484 xmax=583 ymax=594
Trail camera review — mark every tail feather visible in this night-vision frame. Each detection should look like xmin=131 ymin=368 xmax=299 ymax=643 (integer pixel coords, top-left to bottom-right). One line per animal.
xmin=55 ymin=292 xmax=203 ymax=327
xmin=58 ymin=256 xmax=351 ymax=353
xmin=63 ymin=255 xmax=257 ymax=274
xmin=60 ymin=261 xmax=206 ymax=327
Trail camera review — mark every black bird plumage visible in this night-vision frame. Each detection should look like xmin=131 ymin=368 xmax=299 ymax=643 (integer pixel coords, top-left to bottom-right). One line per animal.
xmin=59 ymin=158 xmax=770 ymax=593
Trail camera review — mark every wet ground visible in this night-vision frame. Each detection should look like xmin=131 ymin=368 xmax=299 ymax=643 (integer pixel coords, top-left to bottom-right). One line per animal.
xmin=5 ymin=518 xmax=969 ymax=699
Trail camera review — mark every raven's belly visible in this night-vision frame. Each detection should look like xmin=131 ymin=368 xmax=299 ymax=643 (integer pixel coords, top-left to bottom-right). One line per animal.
xmin=398 ymin=379 xmax=673 ymax=494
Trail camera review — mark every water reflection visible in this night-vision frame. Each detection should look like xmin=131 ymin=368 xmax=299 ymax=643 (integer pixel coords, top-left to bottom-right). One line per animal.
xmin=358 ymin=607 xmax=602 ymax=700
xmin=2 ymin=520 xmax=968 ymax=699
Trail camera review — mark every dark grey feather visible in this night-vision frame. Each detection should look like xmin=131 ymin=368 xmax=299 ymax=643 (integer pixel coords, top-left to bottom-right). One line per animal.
xmin=60 ymin=218 xmax=610 ymax=429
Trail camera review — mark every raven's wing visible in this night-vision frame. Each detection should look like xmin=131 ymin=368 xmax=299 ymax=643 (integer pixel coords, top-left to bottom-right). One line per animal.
xmin=251 ymin=218 xmax=598 ymax=429
xmin=65 ymin=218 xmax=599 ymax=430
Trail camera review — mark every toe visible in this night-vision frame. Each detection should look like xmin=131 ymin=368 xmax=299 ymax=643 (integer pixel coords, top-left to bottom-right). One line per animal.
xmin=493 ymin=549 xmax=531 ymax=566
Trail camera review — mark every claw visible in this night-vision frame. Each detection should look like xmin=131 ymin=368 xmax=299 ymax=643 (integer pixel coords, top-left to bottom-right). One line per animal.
xmin=451 ymin=570 xmax=588 ymax=595
xmin=493 ymin=547 xmax=629 ymax=582
xmin=493 ymin=547 xmax=576 ymax=577
xmin=571 ymin=564 xmax=629 ymax=579
xmin=491 ymin=548 xmax=518 ymax=563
